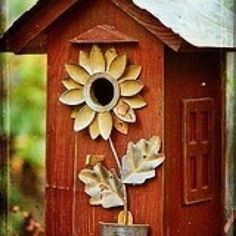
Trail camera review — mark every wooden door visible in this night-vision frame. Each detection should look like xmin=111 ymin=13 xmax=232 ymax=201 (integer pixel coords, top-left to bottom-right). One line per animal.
xmin=164 ymin=49 xmax=223 ymax=236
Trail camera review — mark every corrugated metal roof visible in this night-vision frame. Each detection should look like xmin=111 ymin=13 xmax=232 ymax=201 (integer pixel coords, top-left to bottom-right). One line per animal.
xmin=133 ymin=0 xmax=236 ymax=48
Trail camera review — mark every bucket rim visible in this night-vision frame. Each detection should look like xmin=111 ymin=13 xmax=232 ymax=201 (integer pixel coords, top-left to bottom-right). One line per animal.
xmin=99 ymin=222 xmax=149 ymax=228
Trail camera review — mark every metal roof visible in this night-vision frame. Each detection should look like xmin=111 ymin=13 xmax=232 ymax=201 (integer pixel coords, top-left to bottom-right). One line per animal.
xmin=133 ymin=0 xmax=236 ymax=48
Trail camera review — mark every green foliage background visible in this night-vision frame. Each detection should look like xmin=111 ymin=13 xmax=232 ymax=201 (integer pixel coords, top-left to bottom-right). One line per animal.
xmin=225 ymin=53 xmax=236 ymax=236
xmin=1 ymin=0 xmax=46 ymax=235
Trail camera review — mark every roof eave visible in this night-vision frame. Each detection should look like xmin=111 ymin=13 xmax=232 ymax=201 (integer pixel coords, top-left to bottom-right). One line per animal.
xmin=0 ymin=0 xmax=80 ymax=54
xmin=0 ymin=0 xmax=187 ymax=53
xmin=1 ymin=0 xmax=233 ymax=54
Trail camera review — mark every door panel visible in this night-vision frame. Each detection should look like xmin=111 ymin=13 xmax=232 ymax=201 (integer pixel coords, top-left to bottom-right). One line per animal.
xmin=182 ymin=98 xmax=214 ymax=205
xmin=164 ymin=49 xmax=223 ymax=236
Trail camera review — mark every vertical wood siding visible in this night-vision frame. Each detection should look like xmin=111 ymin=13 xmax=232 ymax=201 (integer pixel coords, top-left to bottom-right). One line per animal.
xmin=46 ymin=0 xmax=164 ymax=235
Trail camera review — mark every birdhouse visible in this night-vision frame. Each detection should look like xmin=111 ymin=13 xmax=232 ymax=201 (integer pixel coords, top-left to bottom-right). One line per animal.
xmin=1 ymin=0 xmax=235 ymax=235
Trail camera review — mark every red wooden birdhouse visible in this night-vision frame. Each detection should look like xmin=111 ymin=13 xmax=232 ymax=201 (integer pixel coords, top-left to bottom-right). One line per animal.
xmin=1 ymin=0 xmax=235 ymax=235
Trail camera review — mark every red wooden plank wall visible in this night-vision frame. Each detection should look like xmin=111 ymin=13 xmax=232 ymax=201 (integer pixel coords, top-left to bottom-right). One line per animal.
xmin=164 ymin=50 xmax=223 ymax=236
xmin=46 ymin=0 xmax=164 ymax=235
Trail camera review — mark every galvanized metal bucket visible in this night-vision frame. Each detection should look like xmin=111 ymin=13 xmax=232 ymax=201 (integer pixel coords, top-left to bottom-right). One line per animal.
xmin=100 ymin=222 xmax=149 ymax=236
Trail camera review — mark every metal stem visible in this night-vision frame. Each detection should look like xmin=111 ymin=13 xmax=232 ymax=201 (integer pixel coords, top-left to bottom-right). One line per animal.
xmin=108 ymin=138 xmax=122 ymax=172
xmin=108 ymin=138 xmax=128 ymax=213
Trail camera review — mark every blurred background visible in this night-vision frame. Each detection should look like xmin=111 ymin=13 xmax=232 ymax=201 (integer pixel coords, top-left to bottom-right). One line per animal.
xmin=0 ymin=0 xmax=235 ymax=235
xmin=1 ymin=0 xmax=46 ymax=235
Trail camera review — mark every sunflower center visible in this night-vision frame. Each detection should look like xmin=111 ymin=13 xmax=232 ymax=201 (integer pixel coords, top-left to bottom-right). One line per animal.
xmin=84 ymin=73 xmax=120 ymax=112
xmin=91 ymin=78 xmax=114 ymax=106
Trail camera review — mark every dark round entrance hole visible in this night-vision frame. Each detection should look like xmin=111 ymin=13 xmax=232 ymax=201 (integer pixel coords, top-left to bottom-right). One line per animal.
xmin=91 ymin=78 xmax=114 ymax=106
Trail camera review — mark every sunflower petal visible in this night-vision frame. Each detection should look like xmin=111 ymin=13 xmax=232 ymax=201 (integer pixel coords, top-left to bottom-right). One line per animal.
xmin=62 ymin=78 xmax=83 ymax=90
xmin=89 ymin=115 xmax=100 ymax=140
xmin=98 ymin=112 xmax=113 ymax=140
xmin=119 ymin=65 xmax=142 ymax=81
xmin=65 ymin=64 xmax=90 ymax=85
xmin=79 ymin=51 xmax=92 ymax=74
xmin=115 ymin=100 xmax=130 ymax=116
xmin=108 ymin=54 xmax=127 ymax=80
xmin=59 ymin=89 xmax=85 ymax=105
xmin=113 ymin=115 xmax=129 ymax=135
xmin=74 ymin=105 xmax=96 ymax=132
xmin=71 ymin=106 xmax=82 ymax=119
xmin=120 ymin=80 xmax=143 ymax=97
xmin=90 ymin=45 xmax=105 ymax=73
xmin=123 ymin=95 xmax=147 ymax=109
xmin=105 ymin=48 xmax=118 ymax=71
xmin=113 ymin=101 xmax=136 ymax=123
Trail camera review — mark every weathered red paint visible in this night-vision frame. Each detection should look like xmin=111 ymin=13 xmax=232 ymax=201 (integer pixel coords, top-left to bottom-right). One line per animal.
xmin=70 ymin=24 xmax=138 ymax=44
xmin=47 ymin=0 xmax=164 ymax=235
xmin=164 ymin=49 xmax=223 ymax=236
xmin=0 ymin=0 xmax=184 ymax=53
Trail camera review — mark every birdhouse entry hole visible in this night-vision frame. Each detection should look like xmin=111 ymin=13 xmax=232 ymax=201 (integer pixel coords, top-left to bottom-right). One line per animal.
xmin=91 ymin=78 xmax=114 ymax=106
xmin=85 ymin=72 xmax=120 ymax=112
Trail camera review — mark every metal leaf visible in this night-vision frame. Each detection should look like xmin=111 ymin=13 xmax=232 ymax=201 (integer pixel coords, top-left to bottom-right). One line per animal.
xmin=113 ymin=101 xmax=136 ymax=123
xmin=90 ymin=45 xmax=105 ymax=73
xmin=108 ymin=54 xmax=127 ymax=80
xmin=121 ymin=136 xmax=165 ymax=185
xmin=89 ymin=115 xmax=100 ymax=140
xmin=123 ymin=95 xmax=147 ymax=109
xmin=74 ymin=105 xmax=96 ymax=132
xmin=120 ymin=80 xmax=144 ymax=97
xmin=98 ymin=112 xmax=113 ymax=140
xmin=136 ymin=136 xmax=162 ymax=159
xmin=78 ymin=163 xmax=124 ymax=208
xmin=65 ymin=64 xmax=90 ymax=85
xmin=62 ymin=78 xmax=83 ymax=90
xmin=71 ymin=106 xmax=82 ymax=119
xmin=105 ymin=48 xmax=118 ymax=71
xmin=79 ymin=50 xmax=92 ymax=74
xmin=113 ymin=115 xmax=129 ymax=135
xmin=59 ymin=89 xmax=85 ymax=105
xmin=86 ymin=155 xmax=104 ymax=166
xmin=119 ymin=65 xmax=142 ymax=81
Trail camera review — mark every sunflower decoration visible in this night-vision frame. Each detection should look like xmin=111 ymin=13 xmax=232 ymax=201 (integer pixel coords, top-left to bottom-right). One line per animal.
xmin=59 ymin=45 xmax=147 ymax=140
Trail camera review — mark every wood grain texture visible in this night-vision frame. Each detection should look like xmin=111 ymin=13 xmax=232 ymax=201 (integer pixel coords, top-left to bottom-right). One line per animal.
xmin=0 ymin=0 xmax=80 ymax=53
xmin=46 ymin=20 xmax=77 ymax=235
xmin=46 ymin=0 xmax=164 ymax=235
xmin=71 ymin=24 xmax=138 ymax=44
xmin=19 ymin=34 xmax=47 ymax=54
xmin=45 ymin=187 xmax=74 ymax=235
xmin=182 ymin=98 xmax=214 ymax=205
xmin=110 ymin=0 xmax=183 ymax=51
xmin=164 ymin=49 xmax=223 ymax=236
xmin=0 ymin=0 xmax=184 ymax=53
